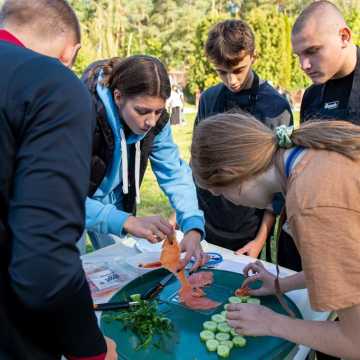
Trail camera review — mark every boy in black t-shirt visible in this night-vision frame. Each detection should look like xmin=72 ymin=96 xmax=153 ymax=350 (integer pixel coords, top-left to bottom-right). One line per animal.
xmin=278 ymin=1 xmax=360 ymax=273
xmin=292 ymin=1 xmax=359 ymax=123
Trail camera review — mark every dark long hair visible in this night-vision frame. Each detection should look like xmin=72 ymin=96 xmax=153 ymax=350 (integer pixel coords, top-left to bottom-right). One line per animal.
xmin=91 ymin=55 xmax=171 ymax=100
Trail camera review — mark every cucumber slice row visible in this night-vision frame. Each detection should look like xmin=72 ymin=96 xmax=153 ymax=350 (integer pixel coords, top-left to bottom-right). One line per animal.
xmin=211 ymin=314 xmax=226 ymax=323
xmin=246 ymin=298 xmax=261 ymax=305
xmin=216 ymin=332 xmax=231 ymax=342
xmin=231 ymin=295 xmax=261 ymax=305
xmin=237 ymin=295 xmax=250 ymax=302
xmin=233 ymin=335 xmax=247 ymax=347
xmin=217 ymin=322 xmax=231 ymax=333
xmin=203 ymin=320 xmax=217 ymax=332
xmin=220 ymin=340 xmax=234 ymax=350
xmin=228 ymin=296 xmax=242 ymax=304
xmin=201 ymin=307 xmax=249 ymax=355
xmin=206 ymin=339 xmax=219 ymax=352
xmin=217 ymin=344 xmax=230 ymax=358
xmin=200 ymin=330 xmax=215 ymax=342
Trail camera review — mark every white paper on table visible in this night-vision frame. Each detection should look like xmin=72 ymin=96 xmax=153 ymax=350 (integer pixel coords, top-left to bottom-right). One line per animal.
xmin=83 ymin=259 xmax=139 ymax=304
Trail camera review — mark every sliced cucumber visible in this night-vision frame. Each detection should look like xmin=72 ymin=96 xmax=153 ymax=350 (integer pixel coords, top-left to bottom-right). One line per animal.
xmin=203 ymin=321 xmax=217 ymax=332
xmin=217 ymin=344 xmax=230 ymax=358
xmin=200 ymin=330 xmax=215 ymax=342
xmin=246 ymin=298 xmax=261 ymax=305
xmin=215 ymin=332 xmax=230 ymax=342
xmin=211 ymin=314 xmax=225 ymax=323
xmin=233 ymin=335 xmax=247 ymax=347
xmin=221 ymin=310 xmax=227 ymax=318
xmin=129 ymin=293 xmax=141 ymax=302
xmin=229 ymin=296 xmax=242 ymax=304
xmin=217 ymin=322 xmax=231 ymax=333
xmin=230 ymin=328 xmax=238 ymax=337
xmin=206 ymin=339 xmax=219 ymax=352
xmin=224 ymin=303 xmax=230 ymax=310
xmin=220 ymin=340 xmax=234 ymax=350
xmin=238 ymin=295 xmax=250 ymax=302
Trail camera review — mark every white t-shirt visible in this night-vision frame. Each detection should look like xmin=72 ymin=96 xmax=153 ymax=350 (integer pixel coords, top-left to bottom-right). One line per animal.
xmin=168 ymin=90 xmax=183 ymax=108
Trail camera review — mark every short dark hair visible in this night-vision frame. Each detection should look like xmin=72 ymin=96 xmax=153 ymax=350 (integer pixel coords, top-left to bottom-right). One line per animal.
xmin=292 ymin=1 xmax=343 ymax=35
xmin=99 ymin=55 xmax=171 ymax=100
xmin=0 ymin=0 xmax=81 ymax=43
xmin=205 ymin=19 xmax=255 ymax=67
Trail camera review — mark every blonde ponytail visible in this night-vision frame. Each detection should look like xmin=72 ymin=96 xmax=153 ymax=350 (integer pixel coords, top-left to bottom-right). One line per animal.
xmin=292 ymin=120 xmax=360 ymax=160
xmin=191 ymin=113 xmax=360 ymax=189
xmin=191 ymin=112 xmax=277 ymax=189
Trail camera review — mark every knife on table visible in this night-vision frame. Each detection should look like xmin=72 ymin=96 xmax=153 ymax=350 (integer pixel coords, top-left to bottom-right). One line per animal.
xmin=141 ymin=272 xmax=174 ymax=300
xmin=94 ymin=272 xmax=174 ymax=311
xmin=94 ymin=301 xmax=140 ymax=311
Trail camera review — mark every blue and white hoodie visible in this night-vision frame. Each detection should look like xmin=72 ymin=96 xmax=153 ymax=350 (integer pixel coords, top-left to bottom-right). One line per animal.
xmin=85 ymin=81 xmax=205 ymax=237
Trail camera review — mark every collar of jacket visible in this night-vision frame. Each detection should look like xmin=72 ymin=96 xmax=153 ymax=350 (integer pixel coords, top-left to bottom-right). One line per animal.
xmin=0 ymin=29 xmax=25 ymax=47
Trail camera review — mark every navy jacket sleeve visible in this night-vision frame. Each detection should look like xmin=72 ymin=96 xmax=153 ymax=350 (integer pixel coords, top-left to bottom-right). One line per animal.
xmin=193 ymin=93 xmax=205 ymax=130
xmin=5 ymin=56 xmax=106 ymax=357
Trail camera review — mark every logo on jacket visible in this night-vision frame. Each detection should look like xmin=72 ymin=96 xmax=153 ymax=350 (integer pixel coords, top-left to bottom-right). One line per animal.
xmin=324 ymin=101 xmax=339 ymax=110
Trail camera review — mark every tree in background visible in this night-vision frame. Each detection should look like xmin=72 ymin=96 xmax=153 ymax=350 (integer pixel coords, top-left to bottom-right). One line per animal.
xmin=144 ymin=0 xmax=211 ymax=69
xmin=186 ymin=13 xmax=227 ymax=99
xmin=67 ymin=0 xmax=359 ymax=94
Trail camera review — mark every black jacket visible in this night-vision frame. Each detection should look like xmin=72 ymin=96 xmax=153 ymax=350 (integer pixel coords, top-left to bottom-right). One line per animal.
xmin=0 ymin=41 xmax=105 ymax=359
xmin=194 ymin=74 xmax=292 ymax=250
xmin=301 ymin=46 xmax=360 ymax=123
xmin=82 ymin=60 xmax=169 ymax=214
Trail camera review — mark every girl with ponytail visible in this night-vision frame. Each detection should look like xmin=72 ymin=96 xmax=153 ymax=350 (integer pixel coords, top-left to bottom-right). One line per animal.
xmin=81 ymin=55 xmax=206 ymax=270
xmin=191 ymin=112 xmax=360 ymax=358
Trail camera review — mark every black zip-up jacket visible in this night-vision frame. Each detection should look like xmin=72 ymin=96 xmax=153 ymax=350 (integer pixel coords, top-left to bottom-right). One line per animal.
xmin=0 ymin=40 xmax=106 ymax=359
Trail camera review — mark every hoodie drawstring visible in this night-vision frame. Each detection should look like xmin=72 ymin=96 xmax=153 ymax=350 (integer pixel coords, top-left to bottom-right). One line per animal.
xmin=120 ymin=128 xmax=128 ymax=195
xmin=135 ymin=142 xmax=141 ymax=204
xmin=120 ymin=128 xmax=141 ymax=204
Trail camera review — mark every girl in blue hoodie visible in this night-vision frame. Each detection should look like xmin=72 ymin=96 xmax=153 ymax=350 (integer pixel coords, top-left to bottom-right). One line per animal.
xmin=82 ymin=55 xmax=206 ymax=269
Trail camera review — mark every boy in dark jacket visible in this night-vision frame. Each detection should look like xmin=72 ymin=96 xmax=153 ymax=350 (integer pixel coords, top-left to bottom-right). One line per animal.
xmin=193 ymin=20 xmax=292 ymax=257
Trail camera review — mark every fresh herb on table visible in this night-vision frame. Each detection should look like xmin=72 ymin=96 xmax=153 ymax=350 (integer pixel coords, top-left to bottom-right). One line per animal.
xmin=103 ymin=298 xmax=175 ymax=351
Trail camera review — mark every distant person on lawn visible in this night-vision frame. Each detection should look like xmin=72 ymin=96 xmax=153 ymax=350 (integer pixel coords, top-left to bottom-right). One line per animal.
xmin=81 ymin=56 xmax=206 ymax=271
xmin=192 ymin=19 xmax=292 ymax=259
xmin=0 ymin=0 xmax=116 ymax=359
xmin=168 ymin=84 xmax=184 ymax=125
